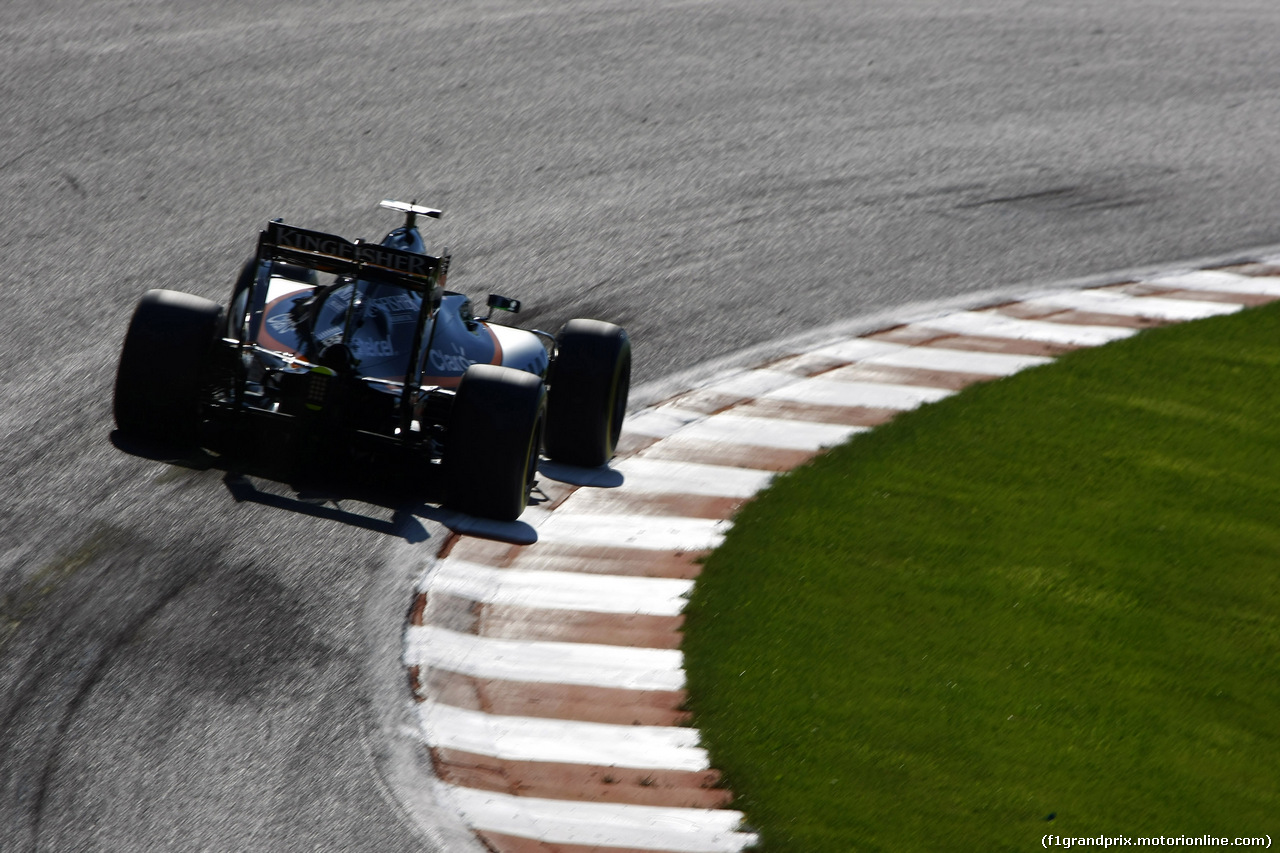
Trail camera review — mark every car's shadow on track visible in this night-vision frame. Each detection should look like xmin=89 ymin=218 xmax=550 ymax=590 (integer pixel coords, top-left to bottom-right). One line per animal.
xmin=219 ymin=473 xmax=432 ymax=541
xmin=538 ymin=460 xmax=624 ymax=489
xmin=110 ymin=429 xmax=448 ymax=542
xmin=108 ymin=430 xmax=580 ymax=546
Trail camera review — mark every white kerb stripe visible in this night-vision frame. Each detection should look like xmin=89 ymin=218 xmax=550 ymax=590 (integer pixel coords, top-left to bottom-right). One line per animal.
xmin=427 ymin=559 xmax=694 ymax=616
xmin=1145 ymin=270 xmax=1280 ymax=296
xmin=804 ymin=338 xmax=909 ymax=363
xmin=763 ymin=377 xmax=953 ymax=410
xmin=440 ymin=784 xmax=758 ymax=852
xmin=1020 ymin=289 xmax=1240 ymax=321
xmin=405 ymin=624 xmax=686 ymax=691
xmin=611 ymin=457 xmax=776 ymax=497
xmin=419 ymin=702 xmax=709 ymax=771
xmin=622 ymin=406 xmax=709 ymax=440
xmin=867 ymin=346 xmax=1053 ymax=376
xmin=918 ymin=311 xmax=1136 ymax=346
xmin=666 ymin=414 xmax=866 ymax=451
xmin=695 ymin=368 xmax=798 ymax=398
xmin=535 ymin=512 xmax=731 ymax=551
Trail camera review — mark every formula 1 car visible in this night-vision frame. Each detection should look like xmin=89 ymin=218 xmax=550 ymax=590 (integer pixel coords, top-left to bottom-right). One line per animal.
xmin=113 ymin=200 xmax=630 ymax=521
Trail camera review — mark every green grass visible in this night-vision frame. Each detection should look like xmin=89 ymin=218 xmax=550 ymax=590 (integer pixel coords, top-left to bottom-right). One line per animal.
xmin=682 ymin=302 xmax=1280 ymax=852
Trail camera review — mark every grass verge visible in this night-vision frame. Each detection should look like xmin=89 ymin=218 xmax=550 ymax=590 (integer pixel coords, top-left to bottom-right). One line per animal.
xmin=683 ymin=303 xmax=1280 ymax=851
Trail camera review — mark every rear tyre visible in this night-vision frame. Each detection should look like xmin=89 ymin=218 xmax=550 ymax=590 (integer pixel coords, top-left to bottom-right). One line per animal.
xmin=545 ymin=319 xmax=630 ymax=468
xmin=113 ymin=289 xmax=225 ymax=447
xmin=443 ymin=364 xmax=546 ymax=521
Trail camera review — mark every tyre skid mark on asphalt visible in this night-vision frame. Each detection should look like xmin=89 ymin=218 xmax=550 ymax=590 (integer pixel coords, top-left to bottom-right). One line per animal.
xmin=407 ymin=263 xmax=1280 ymax=853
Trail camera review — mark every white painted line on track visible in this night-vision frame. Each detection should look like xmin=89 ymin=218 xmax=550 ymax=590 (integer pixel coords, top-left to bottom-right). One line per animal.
xmin=418 ymin=702 xmax=709 ymax=771
xmin=762 ymin=376 xmax=955 ymax=409
xmin=1020 ymin=288 xmax=1241 ymax=320
xmin=917 ymin=310 xmax=1138 ymax=346
xmin=406 ymin=624 xmax=686 ymax=691
xmin=427 ymin=559 xmax=694 ymax=616
xmin=439 ymin=785 xmax=757 ymax=853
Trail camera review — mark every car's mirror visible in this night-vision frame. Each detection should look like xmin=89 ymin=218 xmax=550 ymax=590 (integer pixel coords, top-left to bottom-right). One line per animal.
xmin=487 ymin=294 xmax=521 ymax=314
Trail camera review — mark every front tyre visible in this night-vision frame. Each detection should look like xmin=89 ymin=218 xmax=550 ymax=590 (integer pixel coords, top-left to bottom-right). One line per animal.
xmin=113 ymin=289 xmax=225 ymax=447
xmin=545 ymin=319 xmax=630 ymax=468
xmin=443 ymin=364 xmax=546 ymax=521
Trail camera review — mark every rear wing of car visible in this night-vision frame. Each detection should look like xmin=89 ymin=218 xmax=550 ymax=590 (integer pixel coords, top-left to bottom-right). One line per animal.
xmin=257 ymin=220 xmax=448 ymax=294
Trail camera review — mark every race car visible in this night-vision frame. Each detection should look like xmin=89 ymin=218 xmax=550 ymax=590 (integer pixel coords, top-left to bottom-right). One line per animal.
xmin=113 ymin=200 xmax=630 ymax=521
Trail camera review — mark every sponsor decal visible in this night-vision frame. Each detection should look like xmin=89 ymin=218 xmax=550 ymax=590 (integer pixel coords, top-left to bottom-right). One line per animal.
xmin=269 ymin=223 xmax=437 ymax=278
xmin=265 ymin=312 xmax=297 ymax=335
xmin=314 ymin=325 xmax=343 ymax=348
xmin=351 ymin=339 xmax=397 ymax=359
xmin=370 ymin=293 xmax=420 ymax=323
xmin=429 ymin=343 xmax=478 ymax=374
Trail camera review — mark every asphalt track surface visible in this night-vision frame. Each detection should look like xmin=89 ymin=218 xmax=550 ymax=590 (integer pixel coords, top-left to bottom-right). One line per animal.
xmin=3 ymin=1 xmax=1280 ymax=850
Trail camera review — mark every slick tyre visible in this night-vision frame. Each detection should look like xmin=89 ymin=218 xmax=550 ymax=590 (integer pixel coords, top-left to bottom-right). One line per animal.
xmin=113 ymin=289 xmax=225 ymax=447
xmin=545 ymin=319 xmax=630 ymax=468
xmin=444 ymin=364 xmax=546 ymax=521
